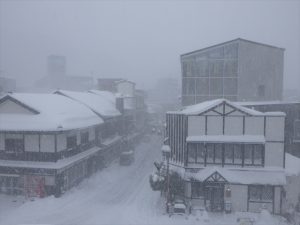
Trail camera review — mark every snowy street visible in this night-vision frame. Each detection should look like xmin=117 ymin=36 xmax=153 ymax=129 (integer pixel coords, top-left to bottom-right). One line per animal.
xmin=0 ymin=135 xmax=290 ymax=225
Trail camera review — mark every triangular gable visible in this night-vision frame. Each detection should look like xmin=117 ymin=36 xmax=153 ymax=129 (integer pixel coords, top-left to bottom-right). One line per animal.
xmin=200 ymin=101 xmax=252 ymax=117
xmin=0 ymin=95 xmax=40 ymax=115
xmin=204 ymin=171 xmax=228 ymax=183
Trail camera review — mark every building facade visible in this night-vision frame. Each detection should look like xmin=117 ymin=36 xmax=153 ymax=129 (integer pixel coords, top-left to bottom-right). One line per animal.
xmin=238 ymin=101 xmax=300 ymax=157
xmin=181 ymin=38 xmax=284 ymax=106
xmin=0 ymin=92 xmax=126 ymax=197
xmin=163 ymin=99 xmax=286 ymax=214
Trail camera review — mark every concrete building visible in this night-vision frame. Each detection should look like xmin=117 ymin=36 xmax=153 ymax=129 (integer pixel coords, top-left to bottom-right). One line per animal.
xmin=181 ymin=38 xmax=284 ymax=106
xmin=163 ymin=99 xmax=286 ymax=214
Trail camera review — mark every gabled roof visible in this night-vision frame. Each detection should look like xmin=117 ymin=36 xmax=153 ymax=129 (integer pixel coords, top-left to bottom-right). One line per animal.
xmin=169 ymin=99 xmax=285 ymax=117
xmin=0 ymin=93 xmax=103 ymax=132
xmin=54 ymin=90 xmax=121 ymax=119
xmin=181 ymin=38 xmax=284 ymax=58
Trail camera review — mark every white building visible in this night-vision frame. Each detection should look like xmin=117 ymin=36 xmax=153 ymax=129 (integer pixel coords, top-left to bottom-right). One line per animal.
xmin=0 ymin=92 xmax=124 ymax=197
xmin=164 ymin=99 xmax=286 ymax=214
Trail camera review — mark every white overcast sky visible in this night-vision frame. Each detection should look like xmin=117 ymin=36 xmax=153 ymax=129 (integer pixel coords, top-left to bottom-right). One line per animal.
xmin=0 ymin=0 xmax=299 ymax=90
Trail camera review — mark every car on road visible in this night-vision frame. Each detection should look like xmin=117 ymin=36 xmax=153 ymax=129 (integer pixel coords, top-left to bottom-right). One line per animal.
xmin=119 ymin=150 xmax=134 ymax=166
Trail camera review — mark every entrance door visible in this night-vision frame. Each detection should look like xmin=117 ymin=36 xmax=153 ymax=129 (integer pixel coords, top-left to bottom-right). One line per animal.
xmin=205 ymin=183 xmax=224 ymax=212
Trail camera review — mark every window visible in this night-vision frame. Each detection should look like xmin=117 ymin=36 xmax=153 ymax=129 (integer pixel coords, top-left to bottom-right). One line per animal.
xmin=67 ymin=136 xmax=77 ymax=149
xmin=224 ymin=43 xmax=238 ymax=58
xmin=196 ymin=78 xmax=209 ymax=95
xmin=224 ymin=60 xmax=238 ymax=77
xmin=182 ymin=78 xmax=195 ymax=95
xmin=209 ymin=60 xmax=224 ymax=77
xmin=249 ymin=185 xmax=273 ymax=202
xmin=195 ymin=60 xmax=209 ymax=77
xmin=80 ymin=132 xmax=89 ymax=145
xmin=244 ymin=144 xmax=264 ymax=166
xmin=209 ymin=78 xmax=223 ymax=95
xmin=188 ymin=144 xmax=196 ymax=163
xmin=206 ymin=144 xmax=214 ymax=163
xmin=224 ymin=144 xmax=234 ymax=164
xmin=214 ymin=144 xmax=222 ymax=164
xmin=5 ymin=138 xmax=24 ymax=152
xmin=233 ymin=144 xmax=242 ymax=164
xmin=208 ymin=47 xmax=224 ymax=59
xmin=191 ymin=182 xmax=204 ymax=198
xmin=196 ymin=144 xmax=205 ymax=163
xmin=244 ymin=145 xmax=252 ymax=165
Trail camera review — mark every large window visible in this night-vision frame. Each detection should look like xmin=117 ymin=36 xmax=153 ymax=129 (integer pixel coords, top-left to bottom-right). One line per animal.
xmin=67 ymin=136 xmax=77 ymax=149
xmin=209 ymin=78 xmax=223 ymax=95
xmin=5 ymin=138 xmax=24 ymax=152
xmin=182 ymin=78 xmax=196 ymax=95
xmin=249 ymin=185 xmax=273 ymax=203
xmin=187 ymin=143 xmax=264 ymax=167
xmin=191 ymin=182 xmax=204 ymax=198
xmin=224 ymin=43 xmax=238 ymax=58
xmin=196 ymin=78 xmax=209 ymax=95
xmin=224 ymin=60 xmax=238 ymax=77
xmin=80 ymin=132 xmax=89 ymax=145
xmin=209 ymin=60 xmax=224 ymax=77
xmin=223 ymin=78 xmax=238 ymax=96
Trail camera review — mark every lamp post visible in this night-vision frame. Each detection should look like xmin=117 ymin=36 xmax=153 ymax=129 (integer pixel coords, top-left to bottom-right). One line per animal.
xmin=161 ymin=144 xmax=171 ymax=214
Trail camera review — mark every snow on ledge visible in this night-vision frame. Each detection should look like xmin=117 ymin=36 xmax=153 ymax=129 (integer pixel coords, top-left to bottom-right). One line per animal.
xmin=186 ymin=135 xmax=266 ymax=144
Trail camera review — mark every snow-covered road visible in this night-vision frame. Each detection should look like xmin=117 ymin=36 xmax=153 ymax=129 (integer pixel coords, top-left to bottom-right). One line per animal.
xmin=0 ymin=135 xmax=289 ymax=225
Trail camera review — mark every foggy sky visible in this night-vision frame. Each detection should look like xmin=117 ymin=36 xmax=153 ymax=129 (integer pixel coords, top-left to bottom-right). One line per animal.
xmin=0 ymin=0 xmax=299 ymax=90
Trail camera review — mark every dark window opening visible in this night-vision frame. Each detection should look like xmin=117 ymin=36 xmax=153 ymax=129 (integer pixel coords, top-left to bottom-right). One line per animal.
xmin=67 ymin=136 xmax=77 ymax=149
xmin=5 ymin=138 xmax=24 ymax=152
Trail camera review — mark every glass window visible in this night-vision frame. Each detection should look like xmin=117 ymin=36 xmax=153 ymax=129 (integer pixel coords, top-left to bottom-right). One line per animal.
xmin=209 ymin=78 xmax=223 ymax=95
xmin=182 ymin=61 xmax=188 ymax=77
xmin=244 ymin=145 xmax=253 ymax=165
xmin=206 ymin=144 xmax=214 ymax=163
xmin=80 ymin=132 xmax=89 ymax=144
xmin=67 ymin=136 xmax=77 ymax=149
xmin=188 ymin=144 xmax=196 ymax=163
xmin=208 ymin=47 xmax=224 ymax=59
xmin=233 ymin=144 xmax=243 ymax=164
xmin=223 ymin=78 xmax=238 ymax=95
xmin=191 ymin=182 xmax=204 ymax=198
xmin=224 ymin=144 xmax=234 ymax=164
xmin=215 ymin=144 xmax=222 ymax=164
xmin=182 ymin=96 xmax=195 ymax=106
xmin=209 ymin=60 xmax=224 ymax=77
xmin=249 ymin=186 xmax=261 ymax=201
xmin=195 ymin=60 xmax=209 ymax=77
xmin=253 ymin=145 xmax=263 ymax=165
xmin=224 ymin=60 xmax=238 ymax=77
xmin=262 ymin=186 xmax=273 ymax=201
xmin=5 ymin=139 xmax=24 ymax=152
xmin=224 ymin=43 xmax=238 ymax=58
xmin=196 ymin=78 xmax=209 ymax=95
xmin=196 ymin=144 xmax=205 ymax=163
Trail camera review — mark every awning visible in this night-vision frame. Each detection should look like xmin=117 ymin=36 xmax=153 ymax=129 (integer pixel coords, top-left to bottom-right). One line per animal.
xmin=185 ymin=167 xmax=286 ymax=185
xmin=186 ymin=135 xmax=265 ymax=144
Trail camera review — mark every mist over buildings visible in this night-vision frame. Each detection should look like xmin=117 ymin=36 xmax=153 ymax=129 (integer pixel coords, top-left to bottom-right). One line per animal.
xmin=0 ymin=1 xmax=299 ymax=92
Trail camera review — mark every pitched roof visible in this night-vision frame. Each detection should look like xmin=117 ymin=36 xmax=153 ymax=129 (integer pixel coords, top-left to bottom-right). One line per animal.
xmin=54 ymin=90 xmax=121 ymax=118
xmin=0 ymin=93 xmax=103 ymax=131
xmin=169 ymin=99 xmax=285 ymax=116
xmin=88 ymin=90 xmax=116 ymax=104
xmin=181 ymin=38 xmax=285 ymax=58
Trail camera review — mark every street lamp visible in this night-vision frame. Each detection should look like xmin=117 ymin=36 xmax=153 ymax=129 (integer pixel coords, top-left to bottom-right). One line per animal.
xmin=161 ymin=144 xmax=171 ymax=214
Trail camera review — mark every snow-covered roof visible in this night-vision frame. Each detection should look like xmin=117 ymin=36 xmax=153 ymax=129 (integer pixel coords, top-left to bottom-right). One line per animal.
xmin=54 ymin=90 xmax=121 ymax=118
xmin=0 ymin=93 xmax=103 ymax=132
xmin=285 ymin=153 xmax=300 ymax=176
xmin=169 ymin=99 xmax=285 ymax=116
xmin=88 ymin=90 xmax=116 ymax=104
xmin=186 ymin=135 xmax=266 ymax=144
xmin=236 ymin=101 xmax=300 ymax=106
xmin=185 ymin=167 xmax=286 ymax=185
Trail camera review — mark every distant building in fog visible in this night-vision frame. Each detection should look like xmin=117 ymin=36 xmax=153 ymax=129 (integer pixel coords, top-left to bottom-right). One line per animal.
xmin=0 ymin=77 xmax=16 ymax=94
xmin=181 ymin=38 xmax=284 ymax=106
xmin=47 ymin=55 xmax=66 ymax=77
xmin=34 ymin=55 xmax=93 ymax=91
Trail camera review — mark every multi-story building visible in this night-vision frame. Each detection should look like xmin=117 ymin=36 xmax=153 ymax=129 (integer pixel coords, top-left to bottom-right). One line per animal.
xmin=163 ymin=99 xmax=286 ymax=214
xmin=181 ymin=38 xmax=284 ymax=106
xmin=0 ymin=92 xmax=124 ymax=197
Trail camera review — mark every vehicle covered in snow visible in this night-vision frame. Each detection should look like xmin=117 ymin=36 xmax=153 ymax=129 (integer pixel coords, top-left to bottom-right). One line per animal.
xmin=119 ymin=150 xmax=135 ymax=166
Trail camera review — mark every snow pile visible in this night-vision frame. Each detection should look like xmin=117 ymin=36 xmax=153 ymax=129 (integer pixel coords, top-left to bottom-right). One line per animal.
xmin=285 ymin=153 xmax=300 ymax=176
